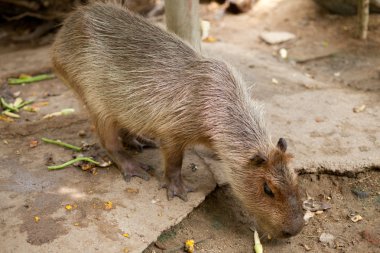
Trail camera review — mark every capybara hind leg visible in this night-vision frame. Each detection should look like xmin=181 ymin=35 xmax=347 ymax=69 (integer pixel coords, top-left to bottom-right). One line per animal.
xmin=161 ymin=144 xmax=193 ymax=201
xmin=120 ymin=130 xmax=157 ymax=152
xmin=96 ymin=122 xmax=150 ymax=181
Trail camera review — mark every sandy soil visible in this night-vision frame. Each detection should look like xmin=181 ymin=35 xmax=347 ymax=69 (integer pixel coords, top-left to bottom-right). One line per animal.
xmin=145 ymin=172 xmax=379 ymax=253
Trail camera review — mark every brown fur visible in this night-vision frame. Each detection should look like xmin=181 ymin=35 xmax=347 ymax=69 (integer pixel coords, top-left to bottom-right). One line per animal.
xmin=51 ymin=1 xmax=304 ymax=238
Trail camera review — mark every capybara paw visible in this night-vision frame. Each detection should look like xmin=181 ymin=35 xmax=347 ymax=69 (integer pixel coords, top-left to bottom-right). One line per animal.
xmin=162 ymin=179 xmax=193 ymax=202
xmin=121 ymin=162 xmax=151 ymax=182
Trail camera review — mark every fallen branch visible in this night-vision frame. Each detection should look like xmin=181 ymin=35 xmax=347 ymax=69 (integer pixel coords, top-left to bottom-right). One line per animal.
xmin=48 ymin=157 xmax=100 ymax=170
xmin=42 ymin=137 xmax=82 ymax=151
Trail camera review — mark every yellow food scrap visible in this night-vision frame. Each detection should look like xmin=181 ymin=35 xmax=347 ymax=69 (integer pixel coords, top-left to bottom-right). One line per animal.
xmin=19 ymin=74 xmax=32 ymax=79
xmin=74 ymin=223 xmax=80 ymax=226
xmin=203 ymin=36 xmax=217 ymax=43
xmin=0 ymin=115 xmax=14 ymax=122
xmin=34 ymin=216 xmax=40 ymax=223
xmin=122 ymin=233 xmax=129 ymax=238
xmin=184 ymin=239 xmax=195 ymax=253
xmin=123 ymin=248 xmax=129 ymax=253
xmin=253 ymin=230 xmax=263 ymax=253
xmin=65 ymin=204 xmax=73 ymax=210
xmin=104 ymin=201 xmax=113 ymax=210
xmin=126 ymin=188 xmax=139 ymax=194
xmin=23 ymin=106 xmax=38 ymax=112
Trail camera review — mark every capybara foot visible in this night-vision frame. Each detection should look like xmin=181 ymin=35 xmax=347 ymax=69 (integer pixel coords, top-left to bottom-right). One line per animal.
xmin=162 ymin=177 xmax=193 ymax=201
xmin=120 ymin=160 xmax=151 ymax=181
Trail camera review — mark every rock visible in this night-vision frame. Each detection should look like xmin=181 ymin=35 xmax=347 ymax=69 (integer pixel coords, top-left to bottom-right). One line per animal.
xmin=259 ymin=31 xmax=296 ymax=45
xmin=319 ymin=232 xmax=335 ymax=247
xmin=303 ymin=210 xmax=315 ymax=224
xmin=303 ymin=198 xmax=332 ymax=212
xmin=351 ymin=188 xmax=369 ymax=199
xmin=350 ymin=214 xmax=363 ymax=223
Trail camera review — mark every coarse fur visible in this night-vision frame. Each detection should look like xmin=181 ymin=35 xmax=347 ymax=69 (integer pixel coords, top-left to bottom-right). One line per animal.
xmin=51 ymin=1 xmax=304 ymax=238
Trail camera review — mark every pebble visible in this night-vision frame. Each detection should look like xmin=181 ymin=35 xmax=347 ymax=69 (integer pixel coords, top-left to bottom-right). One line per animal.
xmin=319 ymin=232 xmax=335 ymax=247
xmin=350 ymin=214 xmax=363 ymax=223
xmin=353 ymin=104 xmax=366 ymax=113
xmin=351 ymin=188 xmax=369 ymax=199
xmin=259 ymin=31 xmax=296 ymax=44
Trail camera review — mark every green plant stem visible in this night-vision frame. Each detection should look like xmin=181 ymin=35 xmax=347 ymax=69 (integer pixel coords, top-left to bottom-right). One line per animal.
xmin=17 ymin=100 xmax=34 ymax=109
xmin=48 ymin=157 xmax=100 ymax=170
xmin=8 ymin=73 xmax=55 ymax=85
xmin=42 ymin=137 xmax=82 ymax=151
xmin=1 ymin=97 xmax=18 ymax=112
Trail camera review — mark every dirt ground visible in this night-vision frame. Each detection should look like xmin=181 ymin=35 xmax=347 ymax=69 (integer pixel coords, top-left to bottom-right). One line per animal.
xmin=1 ymin=0 xmax=379 ymax=252
xmin=145 ymin=172 xmax=380 ymax=253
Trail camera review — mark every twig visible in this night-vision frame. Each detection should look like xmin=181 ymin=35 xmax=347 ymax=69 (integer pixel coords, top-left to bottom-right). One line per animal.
xmin=42 ymin=137 xmax=82 ymax=151
xmin=8 ymin=73 xmax=55 ymax=85
xmin=0 ymin=0 xmax=40 ymax=10
xmin=11 ymin=21 xmax=57 ymax=42
xmin=48 ymin=157 xmax=100 ymax=170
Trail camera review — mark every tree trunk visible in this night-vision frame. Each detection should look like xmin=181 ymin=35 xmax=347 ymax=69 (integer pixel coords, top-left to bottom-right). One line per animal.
xmin=358 ymin=0 xmax=370 ymax=39
xmin=164 ymin=0 xmax=201 ymax=53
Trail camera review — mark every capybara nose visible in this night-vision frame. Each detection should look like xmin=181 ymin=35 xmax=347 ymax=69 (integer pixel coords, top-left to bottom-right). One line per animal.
xmin=282 ymin=230 xmax=293 ymax=238
xmin=282 ymin=218 xmax=304 ymax=238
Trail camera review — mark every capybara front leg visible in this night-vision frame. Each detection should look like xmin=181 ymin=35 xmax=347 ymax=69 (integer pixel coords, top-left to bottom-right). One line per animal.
xmin=161 ymin=145 xmax=193 ymax=201
xmin=96 ymin=121 xmax=150 ymax=181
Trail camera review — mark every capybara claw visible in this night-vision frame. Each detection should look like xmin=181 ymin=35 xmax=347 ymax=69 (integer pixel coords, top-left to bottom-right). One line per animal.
xmin=162 ymin=180 xmax=192 ymax=202
xmin=121 ymin=163 xmax=151 ymax=182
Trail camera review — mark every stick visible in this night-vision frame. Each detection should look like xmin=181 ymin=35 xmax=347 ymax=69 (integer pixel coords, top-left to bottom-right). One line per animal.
xmin=42 ymin=137 xmax=82 ymax=151
xmin=8 ymin=73 xmax=55 ymax=85
xmin=48 ymin=157 xmax=100 ymax=170
xmin=358 ymin=0 xmax=370 ymax=39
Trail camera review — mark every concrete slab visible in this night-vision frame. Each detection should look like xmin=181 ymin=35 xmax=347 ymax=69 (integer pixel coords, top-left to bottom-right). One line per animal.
xmin=0 ymin=123 xmax=216 ymax=253
xmin=0 ymin=47 xmax=216 ymax=252
xmin=1 ymin=36 xmax=379 ymax=252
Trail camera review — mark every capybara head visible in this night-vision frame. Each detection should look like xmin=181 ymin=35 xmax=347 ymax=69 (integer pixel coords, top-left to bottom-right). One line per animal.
xmin=234 ymin=138 xmax=304 ymax=238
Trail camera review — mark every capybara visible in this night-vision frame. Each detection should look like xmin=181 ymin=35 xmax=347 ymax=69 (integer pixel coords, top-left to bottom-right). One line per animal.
xmin=51 ymin=2 xmax=304 ymax=238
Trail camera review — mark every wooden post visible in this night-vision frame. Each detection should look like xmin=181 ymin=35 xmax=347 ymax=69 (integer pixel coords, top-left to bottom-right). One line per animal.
xmin=164 ymin=0 xmax=201 ymax=53
xmin=358 ymin=0 xmax=370 ymax=39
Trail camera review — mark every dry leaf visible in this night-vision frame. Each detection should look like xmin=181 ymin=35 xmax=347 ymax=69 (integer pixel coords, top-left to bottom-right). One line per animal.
xmin=29 ymin=140 xmax=38 ymax=148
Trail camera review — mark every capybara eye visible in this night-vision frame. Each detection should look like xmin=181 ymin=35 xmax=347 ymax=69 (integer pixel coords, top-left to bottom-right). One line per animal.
xmin=264 ymin=182 xmax=274 ymax=198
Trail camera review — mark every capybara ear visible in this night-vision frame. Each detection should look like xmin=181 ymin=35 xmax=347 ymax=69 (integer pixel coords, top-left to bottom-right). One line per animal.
xmin=277 ymin=138 xmax=287 ymax=153
xmin=250 ymin=152 xmax=267 ymax=166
